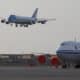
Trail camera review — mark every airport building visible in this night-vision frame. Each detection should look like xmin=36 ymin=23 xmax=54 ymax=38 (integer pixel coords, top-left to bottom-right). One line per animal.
xmin=0 ymin=53 xmax=60 ymax=66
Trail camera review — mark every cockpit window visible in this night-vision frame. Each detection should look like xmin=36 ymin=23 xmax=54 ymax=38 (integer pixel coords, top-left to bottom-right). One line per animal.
xmin=61 ymin=43 xmax=65 ymax=46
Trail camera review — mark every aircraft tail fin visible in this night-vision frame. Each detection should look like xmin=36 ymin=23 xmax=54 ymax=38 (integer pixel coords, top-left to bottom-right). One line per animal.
xmin=32 ymin=8 xmax=38 ymax=18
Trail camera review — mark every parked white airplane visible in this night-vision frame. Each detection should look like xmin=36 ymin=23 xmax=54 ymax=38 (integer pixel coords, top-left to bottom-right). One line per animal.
xmin=56 ymin=41 xmax=80 ymax=68
xmin=1 ymin=8 xmax=56 ymax=27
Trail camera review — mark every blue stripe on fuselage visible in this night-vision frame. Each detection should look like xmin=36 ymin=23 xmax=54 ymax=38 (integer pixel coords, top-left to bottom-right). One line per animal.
xmin=8 ymin=15 xmax=16 ymax=22
xmin=56 ymin=50 xmax=80 ymax=54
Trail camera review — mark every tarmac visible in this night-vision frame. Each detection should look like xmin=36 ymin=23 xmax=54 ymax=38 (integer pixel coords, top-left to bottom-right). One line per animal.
xmin=0 ymin=66 xmax=80 ymax=80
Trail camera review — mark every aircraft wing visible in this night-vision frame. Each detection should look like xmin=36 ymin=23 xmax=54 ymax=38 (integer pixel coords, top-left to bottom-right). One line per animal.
xmin=37 ymin=18 xmax=56 ymax=24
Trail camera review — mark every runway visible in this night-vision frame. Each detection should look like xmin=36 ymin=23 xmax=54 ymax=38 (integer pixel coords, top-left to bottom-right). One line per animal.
xmin=0 ymin=66 xmax=80 ymax=80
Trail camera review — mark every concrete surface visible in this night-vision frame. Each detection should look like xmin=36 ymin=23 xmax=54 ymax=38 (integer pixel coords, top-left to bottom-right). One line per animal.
xmin=0 ymin=66 xmax=79 ymax=80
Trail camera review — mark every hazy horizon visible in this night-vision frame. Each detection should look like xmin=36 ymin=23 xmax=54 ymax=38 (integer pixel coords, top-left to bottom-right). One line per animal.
xmin=0 ymin=0 xmax=79 ymax=54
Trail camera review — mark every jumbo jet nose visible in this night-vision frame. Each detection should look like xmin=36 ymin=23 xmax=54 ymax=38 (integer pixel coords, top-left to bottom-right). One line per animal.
xmin=56 ymin=50 xmax=64 ymax=60
xmin=8 ymin=15 xmax=16 ymax=22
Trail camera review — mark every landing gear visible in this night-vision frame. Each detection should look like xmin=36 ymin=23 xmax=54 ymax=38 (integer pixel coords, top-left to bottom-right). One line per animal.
xmin=61 ymin=64 xmax=80 ymax=69
xmin=10 ymin=24 xmax=13 ymax=26
xmin=74 ymin=65 xmax=80 ymax=68
xmin=61 ymin=63 xmax=71 ymax=69
xmin=24 ymin=24 xmax=28 ymax=27
xmin=20 ymin=24 xmax=23 ymax=27
xmin=15 ymin=24 xmax=18 ymax=27
xmin=6 ymin=21 xmax=9 ymax=24
xmin=62 ymin=64 xmax=67 ymax=68
xmin=15 ymin=24 xmax=28 ymax=27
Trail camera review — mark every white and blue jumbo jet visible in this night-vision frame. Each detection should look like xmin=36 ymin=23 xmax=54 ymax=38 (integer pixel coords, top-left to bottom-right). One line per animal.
xmin=56 ymin=41 xmax=80 ymax=68
xmin=1 ymin=8 xmax=56 ymax=27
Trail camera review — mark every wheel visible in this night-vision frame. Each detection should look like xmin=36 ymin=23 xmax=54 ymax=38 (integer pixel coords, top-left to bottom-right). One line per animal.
xmin=10 ymin=24 xmax=13 ymax=26
xmin=24 ymin=24 xmax=28 ymax=27
xmin=15 ymin=24 xmax=18 ymax=27
xmin=74 ymin=65 xmax=80 ymax=68
xmin=6 ymin=22 xmax=9 ymax=24
xmin=62 ymin=64 xmax=67 ymax=68
xmin=20 ymin=24 xmax=23 ymax=27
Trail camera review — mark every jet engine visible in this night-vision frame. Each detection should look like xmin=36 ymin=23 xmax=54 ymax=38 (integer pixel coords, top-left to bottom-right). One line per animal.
xmin=41 ymin=21 xmax=47 ymax=24
xmin=50 ymin=56 xmax=60 ymax=67
xmin=1 ymin=19 xmax=6 ymax=23
xmin=37 ymin=55 xmax=46 ymax=64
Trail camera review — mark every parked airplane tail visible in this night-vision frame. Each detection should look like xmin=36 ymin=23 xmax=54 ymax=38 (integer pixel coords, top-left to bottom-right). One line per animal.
xmin=32 ymin=8 xmax=38 ymax=18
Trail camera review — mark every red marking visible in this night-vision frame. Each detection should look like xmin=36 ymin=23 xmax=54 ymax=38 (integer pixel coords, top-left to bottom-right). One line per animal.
xmin=51 ymin=57 xmax=59 ymax=67
xmin=37 ymin=55 xmax=46 ymax=64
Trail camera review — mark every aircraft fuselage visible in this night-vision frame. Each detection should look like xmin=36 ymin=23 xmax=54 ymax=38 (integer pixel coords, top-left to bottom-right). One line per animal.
xmin=56 ymin=41 xmax=80 ymax=66
xmin=8 ymin=15 xmax=37 ymax=24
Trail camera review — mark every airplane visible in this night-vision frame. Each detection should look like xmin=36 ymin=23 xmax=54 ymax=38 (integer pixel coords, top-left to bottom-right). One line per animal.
xmin=56 ymin=41 xmax=80 ymax=68
xmin=1 ymin=8 xmax=56 ymax=27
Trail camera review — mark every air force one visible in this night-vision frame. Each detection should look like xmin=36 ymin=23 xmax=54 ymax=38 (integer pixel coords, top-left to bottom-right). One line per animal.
xmin=1 ymin=8 xmax=56 ymax=27
xmin=56 ymin=41 xmax=80 ymax=68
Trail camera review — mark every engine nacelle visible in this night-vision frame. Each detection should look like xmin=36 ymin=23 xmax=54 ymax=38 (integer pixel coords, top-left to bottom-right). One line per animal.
xmin=40 ymin=20 xmax=47 ymax=24
xmin=1 ymin=19 xmax=5 ymax=23
xmin=50 ymin=56 xmax=60 ymax=67
xmin=41 ymin=21 xmax=46 ymax=24
xmin=37 ymin=55 xmax=46 ymax=64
